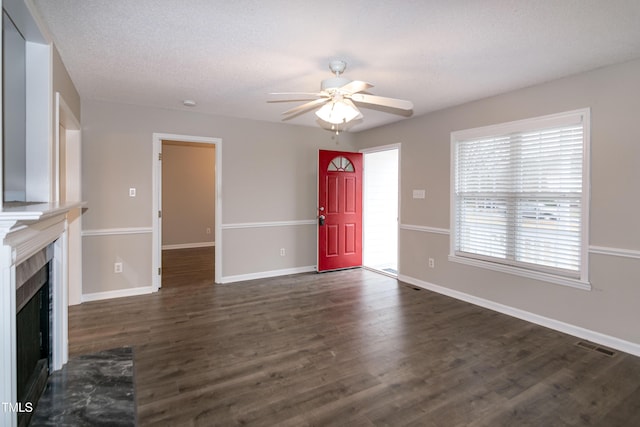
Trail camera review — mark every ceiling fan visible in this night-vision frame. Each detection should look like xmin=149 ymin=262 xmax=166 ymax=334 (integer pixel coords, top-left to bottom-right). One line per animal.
xmin=268 ymin=60 xmax=413 ymax=127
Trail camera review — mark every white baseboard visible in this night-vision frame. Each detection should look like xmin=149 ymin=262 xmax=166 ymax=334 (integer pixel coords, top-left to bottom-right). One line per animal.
xmin=398 ymin=274 xmax=640 ymax=358
xmin=81 ymin=286 xmax=154 ymax=303
xmin=162 ymin=242 xmax=215 ymax=250
xmin=221 ymin=266 xmax=315 ymax=284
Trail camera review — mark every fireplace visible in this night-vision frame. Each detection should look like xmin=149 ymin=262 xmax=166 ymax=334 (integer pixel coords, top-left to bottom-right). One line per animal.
xmin=1 ymin=203 xmax=80 ymax=427
xmin=15 ymin=246 xmax=53 ymax=427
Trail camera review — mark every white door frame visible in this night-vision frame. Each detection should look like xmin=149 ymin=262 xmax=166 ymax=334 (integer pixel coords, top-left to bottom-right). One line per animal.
xmin=55 ymin=92 xmax=83 ymax=305
xmin=360 ymin=143 xmax=401 ymax=275
xmin=152 ymin=133 xmax=222 ymax=289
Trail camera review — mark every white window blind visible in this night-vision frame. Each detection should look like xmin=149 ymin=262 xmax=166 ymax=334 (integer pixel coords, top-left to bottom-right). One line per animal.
xmin=451 ymin=109 xmax=589 ymax=286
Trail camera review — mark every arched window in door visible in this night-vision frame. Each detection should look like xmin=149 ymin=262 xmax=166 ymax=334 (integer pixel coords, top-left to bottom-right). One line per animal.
xmin=327 ymin=156 xmax=355 ymax=172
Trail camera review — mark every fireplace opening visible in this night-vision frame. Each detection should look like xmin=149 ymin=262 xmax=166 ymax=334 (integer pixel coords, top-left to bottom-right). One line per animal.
xmin=16 ymin=247 xmax=52 ymax=427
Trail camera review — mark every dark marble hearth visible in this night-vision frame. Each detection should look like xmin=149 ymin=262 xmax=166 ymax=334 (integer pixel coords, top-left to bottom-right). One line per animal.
xmin=30 ymin=347 xmax=136 ymax=426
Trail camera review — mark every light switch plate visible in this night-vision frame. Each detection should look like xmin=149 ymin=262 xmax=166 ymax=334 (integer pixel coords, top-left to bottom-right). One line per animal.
xmin=413 ymin=189 xmax=426 ymax=199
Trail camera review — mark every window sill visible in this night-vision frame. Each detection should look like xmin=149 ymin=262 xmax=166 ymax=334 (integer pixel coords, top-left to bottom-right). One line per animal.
xmin=448 ymin=254 xmax=591 ymax=291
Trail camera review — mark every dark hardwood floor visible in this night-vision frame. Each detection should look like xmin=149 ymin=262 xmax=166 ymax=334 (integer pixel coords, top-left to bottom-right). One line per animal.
xmin=68 ymin=260 xmax=640 ymax=426
xmin=161 ymin=247 xmax=215 ymax=288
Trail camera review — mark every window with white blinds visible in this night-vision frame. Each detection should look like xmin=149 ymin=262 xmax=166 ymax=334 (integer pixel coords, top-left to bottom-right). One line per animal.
xmin=450 ymin=109 xmax=590 ymax=289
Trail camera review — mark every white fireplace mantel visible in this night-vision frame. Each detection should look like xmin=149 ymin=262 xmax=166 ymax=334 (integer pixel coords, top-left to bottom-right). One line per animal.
xmin=0 ymin=201 xmax=83 ymax=427
xmin=0 ymin=201 xmax=83 ymax=222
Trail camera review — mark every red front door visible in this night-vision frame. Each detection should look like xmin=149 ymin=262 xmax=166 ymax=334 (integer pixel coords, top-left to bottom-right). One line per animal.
xmin=318 ymin=150 xmax=363 ymax=272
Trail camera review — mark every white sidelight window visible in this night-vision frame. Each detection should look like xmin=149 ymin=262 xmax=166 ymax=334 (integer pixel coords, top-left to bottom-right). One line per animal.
xmin=450 ymin=109 xmax=590 ymax=289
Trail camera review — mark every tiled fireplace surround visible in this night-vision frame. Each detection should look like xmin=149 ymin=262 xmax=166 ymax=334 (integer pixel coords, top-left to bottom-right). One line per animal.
xmin=0 ymin=203 xmax=79 ymax=427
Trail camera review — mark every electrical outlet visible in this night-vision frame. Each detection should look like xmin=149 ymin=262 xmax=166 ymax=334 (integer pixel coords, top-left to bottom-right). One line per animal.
xmin=280 ymin=248 xmax=286 ymax=256
xmin=114 ymin=262 xmax=123 ymax=273
xmin=129 ymin=188 xmax=136 ymax=197
xmin=206 ymin=227 xmax=211 ymax=234
xmin=428 ymin=258 xmax=435 ymax=268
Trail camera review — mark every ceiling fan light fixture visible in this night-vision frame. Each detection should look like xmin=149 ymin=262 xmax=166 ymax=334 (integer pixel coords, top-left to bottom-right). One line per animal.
xmin=315 ymin=100 xmax=360 ymax=124
xmin=269 ymin=60 xmax=413 ymax=129
xmin=328 ymin=60 xmax=347 ymax=75
xmin=321 ymin=76 xmax=351 ymax=91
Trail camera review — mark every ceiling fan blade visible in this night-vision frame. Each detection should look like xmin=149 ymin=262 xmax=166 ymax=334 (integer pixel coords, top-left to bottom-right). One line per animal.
xmin=350 ymin=93 xmax=413 ymax=110
xmin=267 ymin=92 xmax=322 ymax=102
xmin=339 ymin=80 xmax=373 ymax=94
xmin=282 ymin=97 xmax=329 ymax=118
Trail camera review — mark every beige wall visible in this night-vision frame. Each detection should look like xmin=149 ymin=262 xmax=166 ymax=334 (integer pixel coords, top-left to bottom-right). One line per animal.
xmin=77 ymin=53 xmax=639 ymax=349
xmin=52 ymin=46 xmax=80 ymax=121
xmin=81 ymin=99 xmax=355 ymax=292
xmin=161 ymin=141 xmax=215 ymax=247
xmin=353 ymin=58 xmax=640 ymax=346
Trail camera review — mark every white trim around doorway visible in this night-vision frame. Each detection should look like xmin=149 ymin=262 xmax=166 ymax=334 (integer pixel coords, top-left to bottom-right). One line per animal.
xmin=152 ymin=133 xmax=222 ymax=289
xmin=55 ymin=93 xmax=83 ymax=306
xmin=360 ymin=143 xmax=401 ymax=276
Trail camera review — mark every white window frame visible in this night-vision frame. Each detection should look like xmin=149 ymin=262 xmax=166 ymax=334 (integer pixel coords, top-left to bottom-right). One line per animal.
xmin=449 ymin=109 xmax=591 ymax=290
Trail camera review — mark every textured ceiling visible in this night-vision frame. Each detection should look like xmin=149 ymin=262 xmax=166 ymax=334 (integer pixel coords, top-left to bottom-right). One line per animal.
xmin=33 ymin=0 xmax=640 ymax=132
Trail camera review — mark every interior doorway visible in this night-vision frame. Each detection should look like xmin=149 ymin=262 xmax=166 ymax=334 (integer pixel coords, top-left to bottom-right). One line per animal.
xmin=161 ymin=141 xmax=216 ymax=287
xmin=55 ymin=93 xmax=82 ymax=305
xmin=362 ymin=145 xmax=399 ymax=276
xmin=152 ymin=134 xmax=222 ymax=290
